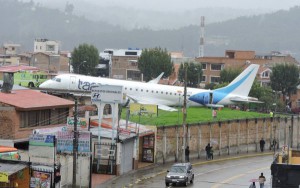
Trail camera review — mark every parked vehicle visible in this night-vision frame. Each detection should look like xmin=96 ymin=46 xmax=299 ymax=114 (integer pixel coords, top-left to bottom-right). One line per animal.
xmin=165 ymin=163 xmax=194 ymax=186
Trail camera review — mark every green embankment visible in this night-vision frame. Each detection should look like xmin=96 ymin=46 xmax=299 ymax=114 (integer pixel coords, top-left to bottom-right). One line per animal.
xmin=121 ymin=107 xmax=270 ymax=126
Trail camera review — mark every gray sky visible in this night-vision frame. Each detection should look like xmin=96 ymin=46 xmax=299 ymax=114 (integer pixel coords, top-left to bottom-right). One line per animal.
xmin=97 ymin=0 xmax=300 ymax=11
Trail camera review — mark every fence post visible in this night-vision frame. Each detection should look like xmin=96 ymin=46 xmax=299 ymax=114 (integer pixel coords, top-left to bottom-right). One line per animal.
xmin=218 ymin=121 xmax=222 ymax=156
xmin=237 ymin=120 xmax=240 ymax=154
xmin=227 ymin=120 xmax=231 ymax=155
xmin=198 ymin=125 xmax=201 ymax=159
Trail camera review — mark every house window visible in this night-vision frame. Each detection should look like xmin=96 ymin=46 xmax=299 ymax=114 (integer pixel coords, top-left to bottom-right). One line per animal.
xmin=201 ymin=75 xmax=206 ymax=82
xmin=262 ymin=71 xmax=270 ymax=78
xmin=201 ymin=63 xmax=207 ymax=70
xmin=211 ymin=76 xmax=220 ymax=83
xmin=211 ymin=64 xmax=223 ymax=71
xmin=19 ymin=108 xmax=69 ymax=128
xmin=46 ymin=45 xmax=55 ymax=51
xmin=297 ymin=100 xmax=300 ymax=108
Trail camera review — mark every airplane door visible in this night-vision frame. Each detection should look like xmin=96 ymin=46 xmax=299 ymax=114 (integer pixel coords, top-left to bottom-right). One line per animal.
xmin=69 ymin=76 xmax=76 ymax=90
xmin=209 ymin=92 xmax=213 ymax=104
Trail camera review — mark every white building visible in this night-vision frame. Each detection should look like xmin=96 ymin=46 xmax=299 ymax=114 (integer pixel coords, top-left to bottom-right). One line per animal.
xmin=34 ymin=39 xmax=60 ymax=54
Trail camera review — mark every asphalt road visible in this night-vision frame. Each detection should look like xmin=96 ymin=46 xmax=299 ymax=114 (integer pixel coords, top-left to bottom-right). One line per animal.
xmin=102 ymin=154 xmax=273 ymax=188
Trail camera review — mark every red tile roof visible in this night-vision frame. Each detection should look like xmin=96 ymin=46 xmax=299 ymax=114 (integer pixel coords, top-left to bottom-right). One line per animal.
xmin=0 ymin=65 xmax=39 ymax=73
xmin=0 ymin=90 xmax=74 ymax=110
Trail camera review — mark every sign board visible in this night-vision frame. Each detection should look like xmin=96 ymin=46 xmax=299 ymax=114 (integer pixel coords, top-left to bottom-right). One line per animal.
xmin=67 ymin=117 xmax=87 ymax=129
xmin=30 ymin=171 xmax=51 ymax=188
xmin=91 ymin=85 xmax=123 ymax=103
xmin=29 ymin=135 xmax=55 ymax=160
xmin=29 ymin=135 xmax=55 ymax=147
xmin=56 ymin=131 xmax=90 ymax=156
xmin=130 ymin=103 xmax=158 ymax=117
xmin=0 ymin=172 xmax=8 ymax=183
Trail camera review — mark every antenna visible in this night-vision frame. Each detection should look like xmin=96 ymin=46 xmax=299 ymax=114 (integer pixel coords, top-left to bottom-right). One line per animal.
xmin=199 ymin=16 xmax=205 ymax=57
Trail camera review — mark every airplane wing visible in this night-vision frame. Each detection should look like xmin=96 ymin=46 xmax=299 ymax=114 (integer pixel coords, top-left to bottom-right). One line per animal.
xmin=148 ymin=72 xmax=164 ymax=84
xmin=230 ymin=97 xmax=264 ymax=103
xmin=206 ymin=104 xmax=224 ymax=108
xmin=126 ymin=94 xmax=178 ymax=111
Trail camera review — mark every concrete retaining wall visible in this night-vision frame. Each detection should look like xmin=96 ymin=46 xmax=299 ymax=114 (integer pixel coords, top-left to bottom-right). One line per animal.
xmin=155 ymin=116 xmax=300 ymax=163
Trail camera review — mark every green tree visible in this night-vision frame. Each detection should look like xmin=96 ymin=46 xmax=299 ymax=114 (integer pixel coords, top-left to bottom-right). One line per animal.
xmin=71 ymin=44 xmax=99 ymax=76
xmin=138 ymin=47 xmax=174 ymax=81
xmin=270 ymin=63 xmax=300 ymax=102
xmin=219 ymin=68 xmax=242 ymax=83
xmin=178 ymin=62 xmax=202 ymax=88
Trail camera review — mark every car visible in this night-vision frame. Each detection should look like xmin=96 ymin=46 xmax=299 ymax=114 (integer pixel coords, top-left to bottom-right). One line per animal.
xmin=165 ymin=163 xmax=194 ymax=187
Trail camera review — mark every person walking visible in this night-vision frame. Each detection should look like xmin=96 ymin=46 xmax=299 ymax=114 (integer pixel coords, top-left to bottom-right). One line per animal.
xmin=270 ymin=111 xmax=273 ymax=118
xmin=185 ymin=146 xmax=190 ymax=162
xmin=258 ymin=172 xmax=266 ymax=188
xmin=249 ymin=182 xmax=256 ymax=188
xmin=205 ymin=143 xmax=211 ymax=160
xmin=259 ymin=138 xmax=265 ymax=152
xmin=210 ymin=145 xmax=214 ymax=160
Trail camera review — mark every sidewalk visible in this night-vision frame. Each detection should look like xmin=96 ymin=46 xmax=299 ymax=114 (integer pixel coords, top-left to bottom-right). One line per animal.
xmin=93 ymin=151 xmax=273 ymax=188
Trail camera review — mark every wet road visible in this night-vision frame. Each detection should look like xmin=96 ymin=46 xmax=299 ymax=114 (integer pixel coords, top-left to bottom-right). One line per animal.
xmin=102 ymin=155 xmax=273 ymax=188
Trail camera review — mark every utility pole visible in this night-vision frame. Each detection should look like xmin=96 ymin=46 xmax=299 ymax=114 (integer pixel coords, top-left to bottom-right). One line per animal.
xmin=182 ymin=63 xmax=187 ymax=162
xmin=72 ymin=97 xmax=78 ymax=187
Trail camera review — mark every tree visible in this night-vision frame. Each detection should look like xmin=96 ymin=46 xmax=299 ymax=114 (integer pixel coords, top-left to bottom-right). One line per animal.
xmin=178 ymin=62 xmax=202 ymax=88
xmin=138 ymin=47 xmax=174 ymax=82
xmin=219 ymin=68 xmax=242 ymax=83
xmin=71 ymin=44 xmax=99 ymax=76
xmin=270 ymin=63 xmax=300 ymax=103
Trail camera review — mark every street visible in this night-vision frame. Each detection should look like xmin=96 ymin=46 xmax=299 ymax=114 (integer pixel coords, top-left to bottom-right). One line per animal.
xmin=101 ymin=154 xmax=272 ymax=188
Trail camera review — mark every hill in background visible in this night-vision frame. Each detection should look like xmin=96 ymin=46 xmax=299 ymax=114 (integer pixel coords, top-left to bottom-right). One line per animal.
xmin=1 ymin=1 xmax=300 ymax=61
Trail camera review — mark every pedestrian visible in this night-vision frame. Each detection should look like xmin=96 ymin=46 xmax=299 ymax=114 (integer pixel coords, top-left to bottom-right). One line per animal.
xmin=259 ymin=138 xmax=265 ymax=152
xmin=210 ymin=146 xmax=214 ymax=160
xmin=269 ymin=111 xmax=273 ymax=118
xmin=205 ymin=143 xmax=211 ymax=160
xmin=258 ymin=172 xmax=266 ymax=188
xmin=212 ymin=109 xmax=217 ymax=119
xmin=185 ymin=146 xmax=190 ymax=162
xmin=249 ymin=182 xmax=256 ymax=188
xmin=272 ymin=138 xmax=277 ymax=151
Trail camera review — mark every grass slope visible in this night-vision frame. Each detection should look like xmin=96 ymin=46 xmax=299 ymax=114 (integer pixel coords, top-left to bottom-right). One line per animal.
xmin=122 ymin=107 xmax=270 ymax=126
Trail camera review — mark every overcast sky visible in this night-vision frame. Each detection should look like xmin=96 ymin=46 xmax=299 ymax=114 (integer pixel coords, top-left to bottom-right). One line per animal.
xmin=96 ymin=0 xmax=300 ymax=11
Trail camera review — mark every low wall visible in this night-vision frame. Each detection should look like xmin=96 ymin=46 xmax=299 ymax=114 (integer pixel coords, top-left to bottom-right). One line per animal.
xmin=155 ymin=116 xmax=300 ymax=163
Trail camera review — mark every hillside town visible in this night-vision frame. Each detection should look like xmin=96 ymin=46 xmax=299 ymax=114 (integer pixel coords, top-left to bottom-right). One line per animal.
xmin=1 ymin=37 xmax=300 ymax=187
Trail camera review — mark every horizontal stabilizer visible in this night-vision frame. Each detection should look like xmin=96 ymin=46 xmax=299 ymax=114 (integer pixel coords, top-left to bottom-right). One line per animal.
xmin=148 ymin=72 xmax=164 ymax=84
xmin=230 ymin=97 xmax=264 ymax=104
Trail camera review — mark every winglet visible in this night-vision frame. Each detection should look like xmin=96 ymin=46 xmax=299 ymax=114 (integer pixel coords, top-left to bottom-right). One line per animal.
xmin=148 ymin=72 xmax=164 ymax=84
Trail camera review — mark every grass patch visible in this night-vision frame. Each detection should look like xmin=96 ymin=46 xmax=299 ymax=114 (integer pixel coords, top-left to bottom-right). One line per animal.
xmin=121 ymin=107 xmax=270 ymax=126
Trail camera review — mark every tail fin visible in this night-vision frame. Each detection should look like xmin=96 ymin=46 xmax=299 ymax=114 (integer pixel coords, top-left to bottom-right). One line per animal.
xmin=216 ymin=64 xmax=259 ymax=96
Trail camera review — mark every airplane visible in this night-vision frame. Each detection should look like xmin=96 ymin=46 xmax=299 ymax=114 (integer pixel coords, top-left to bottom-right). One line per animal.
xmin=39 ymin=64 xmax=262 ymax=111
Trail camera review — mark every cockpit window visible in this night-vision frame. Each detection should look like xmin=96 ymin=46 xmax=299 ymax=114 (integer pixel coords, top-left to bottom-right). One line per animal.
xmin=51 ymin=77 xmax=61 ymax=82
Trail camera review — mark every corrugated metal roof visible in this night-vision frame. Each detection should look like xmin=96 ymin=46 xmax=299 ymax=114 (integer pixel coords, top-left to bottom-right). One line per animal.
xmin=0 ymin=90 xmax=74 ymax=110
xmin=0 ymin=65 xmax=39 ymax=73
xmin=0 ymin=162 xmax=28 ymax=175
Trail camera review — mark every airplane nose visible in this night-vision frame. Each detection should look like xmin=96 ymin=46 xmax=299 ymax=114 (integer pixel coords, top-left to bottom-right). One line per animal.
xmin=39 ymin=81 xmax=49 ymax=88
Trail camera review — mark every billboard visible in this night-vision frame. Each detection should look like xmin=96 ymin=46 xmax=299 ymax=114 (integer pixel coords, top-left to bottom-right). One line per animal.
xmin=56 ymin=131 xmax=90 ymax=156
xmin=67 ymin=117 xmax=87 ymax=129
xmin=130 ymin=103 xmax=158 ymax=117
xmin=29 ymin=135 xmax=55 ymax=160
xmin=91 ymin=85 xmax=123 ymax=103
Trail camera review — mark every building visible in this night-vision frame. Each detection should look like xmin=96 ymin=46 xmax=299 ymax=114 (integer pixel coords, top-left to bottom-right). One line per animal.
xmin=195 ymin=50 xmax=299 ymax=86
xmin=0 ymin=44 xmax=21 ymax=66
xmin=0 ymin=160 xmax=31 ymax=187
xmin=34 ymin=39 xmax=60 ymax=54
xmin=99 ymin=48 xmax=142 ymax=81
xmin=0 ymin=86 xmax=74 ymax=143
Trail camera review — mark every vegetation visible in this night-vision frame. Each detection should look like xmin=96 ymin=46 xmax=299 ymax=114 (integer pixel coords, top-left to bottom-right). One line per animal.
xmin=138 ymin=47 xmax=174 ymax=81
xmin=71 ymin=44 xmax=99 ymax=76
xmin=219 ymin=68 xmax=241 ymax=84
xmin=270 ymin=63 xmax=300 ymax=102
xmin=121 ymin=107 xmax=270 ymax=126
xmin=178 ymin=62 xmax=202 ymax=88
